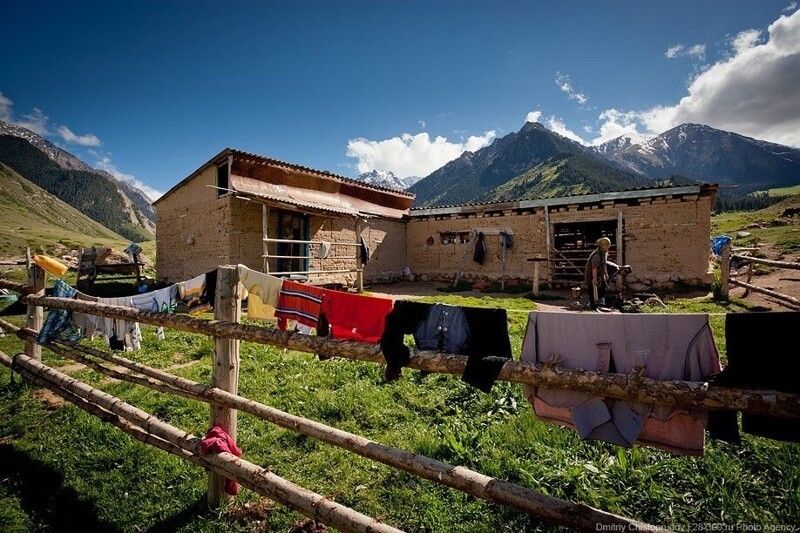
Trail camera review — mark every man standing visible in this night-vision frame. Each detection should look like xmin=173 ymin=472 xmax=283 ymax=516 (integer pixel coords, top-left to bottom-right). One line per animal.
xmin=585 ymin=237 xmax=611 ymax=309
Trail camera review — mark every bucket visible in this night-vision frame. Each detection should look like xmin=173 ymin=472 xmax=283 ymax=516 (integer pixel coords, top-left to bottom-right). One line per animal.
xmin=570 ymin=286 xmax=581 ymax=299
xmin=32 ymin=254 xmax=69 ymax=276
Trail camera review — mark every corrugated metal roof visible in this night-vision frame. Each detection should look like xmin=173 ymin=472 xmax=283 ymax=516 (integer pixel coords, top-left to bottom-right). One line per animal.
xmin=230 ymin=149 xmax=415 ymax=198
xmin=409 ymin=183 xmax=717 ymax=217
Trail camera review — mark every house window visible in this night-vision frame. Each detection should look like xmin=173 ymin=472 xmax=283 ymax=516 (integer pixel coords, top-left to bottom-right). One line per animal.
xmin=440 ymin=231 xmax=472 ymax=245
xmin=276 ymin=211 xmax=309 ymax=274
xmin=217 ymin=161 xmax=229 ymax=197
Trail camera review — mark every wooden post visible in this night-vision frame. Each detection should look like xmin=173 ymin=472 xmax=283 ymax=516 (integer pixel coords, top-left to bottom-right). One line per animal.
xmin=615 ymin=212 xmax=624 ymax=292
xmin=501 ymin=235 xmax=506 ymax=290
xmin=533 ymin=262 xmax=540 ymax=296
xmin=262 ymin=205 xmax=270 ymax=273
xmin=355 ymin=218 xmax=364 ymax=292
xmin=208 ymin=265 xmax=241 ymax=507
xmin=25 ymin=247 xmax=45 ymax=361
xmin=720 ymin=242 xmax=731 ymax=298
xmin=544 ymin=207 xmax=552 ymax=286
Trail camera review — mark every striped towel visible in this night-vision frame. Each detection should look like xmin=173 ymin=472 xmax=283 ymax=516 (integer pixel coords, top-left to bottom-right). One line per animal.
xmin=275 ymin=280 xmax=325 ymax=330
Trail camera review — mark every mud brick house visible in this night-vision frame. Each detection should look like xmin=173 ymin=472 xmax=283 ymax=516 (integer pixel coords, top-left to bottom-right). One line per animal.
xmin=153 ymin=149 xmax=414 ymax=287
xmin=155 ymin=149 xmax=717 ymax=291
xmin=407 ymin=184 xmax=718 ymax=290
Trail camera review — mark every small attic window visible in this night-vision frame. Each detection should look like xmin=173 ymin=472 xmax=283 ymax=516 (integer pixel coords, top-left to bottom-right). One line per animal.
xmin=217 ymin=161 xmax=229 ymax=197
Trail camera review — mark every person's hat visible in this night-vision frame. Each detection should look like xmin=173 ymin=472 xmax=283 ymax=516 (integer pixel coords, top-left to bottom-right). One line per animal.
xmin=597 ymin=237 xmax=611 ymax=246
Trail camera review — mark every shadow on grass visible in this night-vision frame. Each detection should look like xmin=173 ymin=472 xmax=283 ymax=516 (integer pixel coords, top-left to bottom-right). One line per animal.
xmin=0 ymin=443 xmax=118 ymax=532
xmin=146 ymin=496 xmax=209 ymax=533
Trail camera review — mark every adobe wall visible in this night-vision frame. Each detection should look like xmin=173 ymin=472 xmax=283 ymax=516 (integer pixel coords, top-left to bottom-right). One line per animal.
xmin=155 ymin=166 xmax=235 ymax=282
xmin=230 ymin=202 xmax=407 ymax=286
xmin=407 ymin=193 xmax=714 ymax=289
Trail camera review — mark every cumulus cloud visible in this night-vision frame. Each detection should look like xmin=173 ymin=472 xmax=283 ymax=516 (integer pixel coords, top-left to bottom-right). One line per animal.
xmin=57 ymin=125 xmax=101 ymax=147
xmin=346 ymin=130 xmax=496 ymax=178
xmin=91 ymin=151 xmax=162 ymax=201
xmin=586 ymin=9 xmax=800 ymax=148
xmin=546 ymin=116 xmax=585 ymax=144
xmin=666 ymin=43 xmax=706 ymax=60
xmin=526 ymin=110 xmax=542 ymax=123
xmin=555 ymin=72 xmax=588 ymax=105
xmin=639 ymin=9 xmax=800 ymax=147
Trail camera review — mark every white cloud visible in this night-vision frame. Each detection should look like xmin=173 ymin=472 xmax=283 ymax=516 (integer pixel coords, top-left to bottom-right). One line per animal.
xmin=639 ymin=9 xmax=800 ymax=147
xmin=91 ymin=152 xmax=162 ymax=201
xmin=665 ymin=43 xmax=706 ymax=60
xmin=546 ymin=116 xmax=586 ymax=144
xmin=784 ymin=2 xmax=797 ymax=13
xmin=555 ymin=72 xmax=588 ymax=105
xmin=0 ymin=92 xmax=12 ymax=121
xmin=418 ymin=120 xmax=426 ymax=129
xmin=346 ymin=130 xmax=496 ymax=178
xmin=588 ymin=109 xmax=644 ymax=146
xmin=16 ymin=108 xmax=50 ymax=136
xmin=526 ymin=110 xmax=542 ymax=123
xmin=57 ymin=125 xmax=101 ymax=147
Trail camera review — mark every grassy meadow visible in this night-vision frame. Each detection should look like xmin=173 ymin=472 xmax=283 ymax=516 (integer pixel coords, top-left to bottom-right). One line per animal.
xmin=1 ymin=197 xmax=799 ymax=531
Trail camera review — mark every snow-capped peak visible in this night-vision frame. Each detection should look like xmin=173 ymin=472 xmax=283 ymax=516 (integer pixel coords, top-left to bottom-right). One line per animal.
xmin=356 ymin=169 xmax=421 ymax=190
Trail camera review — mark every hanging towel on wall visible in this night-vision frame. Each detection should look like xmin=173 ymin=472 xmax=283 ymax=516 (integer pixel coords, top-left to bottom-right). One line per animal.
xmin=520 ymin=311 xmax=720 ymax=455
xmin=318 ymin=241 xmax=332 ymax=259
xmin=380 ymin=300 xmax=511 ymax=392
xmin=275 ymin=280 xmax=325 ymax=330
xmin=360 ymin=237 xmax=370 ymax=264
xmin=317 ymin=290 xmax=393 ymax=343
xmin=473 ymin=232 xmax=486 ymax=264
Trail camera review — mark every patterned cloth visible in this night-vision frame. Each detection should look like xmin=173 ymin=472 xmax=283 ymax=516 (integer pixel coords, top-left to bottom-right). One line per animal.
xmin=275 ymin=280 xmax=324 ymax=330
xmin=37 ymin=279 xmax=81 ymax=343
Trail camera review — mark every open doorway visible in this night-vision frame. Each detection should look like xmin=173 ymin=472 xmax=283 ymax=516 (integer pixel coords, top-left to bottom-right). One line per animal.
xmin=552 ymin=219 xmax=621 ymax=285
xmin=276 ymin=211 xmax=309 ymax=274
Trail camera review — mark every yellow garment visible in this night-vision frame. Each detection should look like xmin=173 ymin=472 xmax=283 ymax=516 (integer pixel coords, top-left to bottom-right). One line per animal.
xmin=237 ymin=265 xmax=282 ymax=322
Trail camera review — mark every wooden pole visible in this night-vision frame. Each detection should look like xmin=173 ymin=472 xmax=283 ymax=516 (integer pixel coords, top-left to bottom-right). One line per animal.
xmin=25 ymin=247 xmax=45 ymax=361
xmin=0 ymin=350 xmax=402 ymax=533
xmin=209 ymin=265 xmax=241 ymax=507
xmin=501 ymin=235 xmax=506 ymax=290
xmin=731 ymin=255 xmax=800 ymax=270
xmin=31 ymin=338 xmax=661 ymax=530
xmin=720 ymin=242 xmax=730 ymax=298
xmin=533 ymin=262 xmax=540 ymax=297
xmin=729 ymin=278 xmax=800 ymax=310
xmin=4 ymin=298 xmax=800 ymax=418
xmin=616 ymin=212 xmax=624 ymax=292
xmin=355 ymin=218 xmax=364 ymax=292
xmin=544 ymin=207 xmax=552 ymax=285
xmin=262 ymin=205 xmax=270 ymax=273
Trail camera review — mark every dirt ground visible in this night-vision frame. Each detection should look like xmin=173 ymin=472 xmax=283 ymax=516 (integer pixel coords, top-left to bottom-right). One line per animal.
xmin=369 ymin=243 xmax=800 ymax=314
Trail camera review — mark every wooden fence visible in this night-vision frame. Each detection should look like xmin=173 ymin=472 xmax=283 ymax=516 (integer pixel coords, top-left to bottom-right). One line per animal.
xmin=1 ymin=266 xmax=799 ymax=531
xmin=719 ymin=241 xmax=800 ymax=310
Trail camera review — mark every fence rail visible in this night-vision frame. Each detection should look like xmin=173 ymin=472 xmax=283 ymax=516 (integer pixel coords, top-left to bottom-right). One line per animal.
xmin=720 ymin=242 xmax=800 ymax=310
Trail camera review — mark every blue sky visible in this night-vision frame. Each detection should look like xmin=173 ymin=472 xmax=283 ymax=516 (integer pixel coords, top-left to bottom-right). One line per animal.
xmin=1 ymin=1 xmax=799 ymax=201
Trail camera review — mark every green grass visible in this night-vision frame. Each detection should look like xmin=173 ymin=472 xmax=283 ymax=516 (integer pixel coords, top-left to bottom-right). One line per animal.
xmin=1 ymin=291 xmax=799 ymax=531
xmin=712 ymin=194 xmax=800 ymax=255
xmin=767 ymin=184 xmax=800 ymax=197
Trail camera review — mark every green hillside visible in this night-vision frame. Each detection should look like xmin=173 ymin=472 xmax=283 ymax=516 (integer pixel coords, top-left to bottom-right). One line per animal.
xmin=477 ymin=154 xmax=652 ymax=202
xmin=0 ymin=135 xmax=153 ymax=242
xmin=0 ymin=163 xmax=131 ymax=257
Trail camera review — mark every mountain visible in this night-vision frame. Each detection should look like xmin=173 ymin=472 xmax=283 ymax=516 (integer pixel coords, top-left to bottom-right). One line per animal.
xmin=594 ymin=123 xmax=800 ymax=190
xmin=409 ymin=121 xmax=651 ymax=207
xmin=356 ymin=169 xmax=421 ymax=190
xmin=0 ymin=120 xmax=155 ymax=241
xmin=0 ymin=162 xmax=129 ymax=257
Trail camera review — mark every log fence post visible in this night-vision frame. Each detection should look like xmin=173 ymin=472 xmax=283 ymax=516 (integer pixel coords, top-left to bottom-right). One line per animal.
xmin=720 ymin=241 xmax=730 ymax=298
xmin=208 ymin=265 xmax=241 ymax=507
xmin=25 ymin=247 xmax=45 ymax=360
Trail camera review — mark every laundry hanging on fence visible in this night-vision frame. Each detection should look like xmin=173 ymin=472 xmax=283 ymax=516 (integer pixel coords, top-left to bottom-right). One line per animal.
xmin=200 ymin=426 xmax=243 ymax=495
xmin=317 ymin=290 xmax=394 ymax=343
xmin=37 ymin=279 xmax=82 ymax=343
xmin=95 ymin=295 xmax=142 ymax=351
xmin=176 ymin=269 xmax=218 ymax=315
xmin=130 ymin=284 xmax=178 ymax=314
xmin=275 ymin=280 xmax=325 ymax=330
xmin=521 ymin=311 xmax=721 ymax=455
xmin=709 ymin=312 xmax=800 ymax=444
xmin=237 ymin=265 xmax=282 ymax=321
xmin=380 ymin=300 xmax=512 ymax=392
